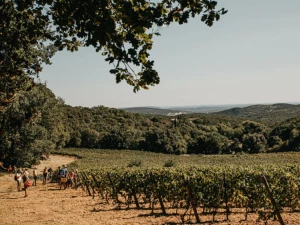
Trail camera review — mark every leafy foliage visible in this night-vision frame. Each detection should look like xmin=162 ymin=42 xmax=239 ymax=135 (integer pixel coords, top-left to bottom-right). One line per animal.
xmin=0 ymin=1 xmax=56 ymax=110
xmin=1 ymin=0 xmax=227 ymax=113
xmin=49 ymin=0 xmax=227 ymax=92
xmin=0 ymin=83 xmax=63 ymax=166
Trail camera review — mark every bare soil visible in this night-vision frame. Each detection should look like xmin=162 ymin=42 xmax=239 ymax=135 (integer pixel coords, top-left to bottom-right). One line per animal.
xmin=0 ymin=154 xmax=299 ymax=225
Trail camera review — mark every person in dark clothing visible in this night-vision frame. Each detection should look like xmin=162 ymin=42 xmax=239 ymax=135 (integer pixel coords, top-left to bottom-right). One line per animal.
xmin=47 ymin=167 xmax=53 ymax=181
xmin=33 ymin=167 xmax=38 ymax=186
xmin=42 ymin=167 xmax=48 ymax=184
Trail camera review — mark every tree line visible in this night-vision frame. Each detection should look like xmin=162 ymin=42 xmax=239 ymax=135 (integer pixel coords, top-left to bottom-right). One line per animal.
xmin=1 ymin=84 xmax=300 ymax=166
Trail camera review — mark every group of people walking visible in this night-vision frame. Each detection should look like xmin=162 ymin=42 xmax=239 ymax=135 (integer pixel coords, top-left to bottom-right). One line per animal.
xmin=56 ymin=165 xmax=77 ymax=189
xmin=13 ymin=165 xmax=77 ymax=197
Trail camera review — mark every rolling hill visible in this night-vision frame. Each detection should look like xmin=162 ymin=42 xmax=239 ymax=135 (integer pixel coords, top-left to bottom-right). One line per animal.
xmin=122 ymin=103 xmax=300 ymax=125
xmin=121 ymin=104 xmax=252 ymax=115
xmin=215 ymin=103 xmax=300 ymax=125
xmin=121 ymin=107 xmax=189 ymax=116
xmin=166 ymin=104 xmax=251 ymax=113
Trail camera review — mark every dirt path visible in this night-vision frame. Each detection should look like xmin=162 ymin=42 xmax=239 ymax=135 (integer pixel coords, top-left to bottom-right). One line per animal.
xmin=0 ymin=154 xmax=299 ymax=225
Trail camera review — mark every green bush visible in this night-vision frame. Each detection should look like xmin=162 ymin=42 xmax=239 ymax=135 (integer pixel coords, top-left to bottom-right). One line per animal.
xmin=163 ymin=159 xmax=175 ymax=167
xmin=127 ymin=160 xmax=142 ymax=167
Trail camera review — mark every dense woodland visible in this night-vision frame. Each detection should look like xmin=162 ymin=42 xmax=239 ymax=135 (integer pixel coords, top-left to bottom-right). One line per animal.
xmin=1 ymin=84 xmax=300 ymax=166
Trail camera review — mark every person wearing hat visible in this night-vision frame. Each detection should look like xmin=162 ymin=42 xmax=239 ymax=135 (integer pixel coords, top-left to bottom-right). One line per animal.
xmin=33 ymin=167 xmax=38 ymax=186
xmin=15 ymin=169 xmax=23 ymax=191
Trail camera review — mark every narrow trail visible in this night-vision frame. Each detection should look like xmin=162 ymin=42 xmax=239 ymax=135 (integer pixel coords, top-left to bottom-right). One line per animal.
xmin=0 ymin=155 xmax=95 ymax=225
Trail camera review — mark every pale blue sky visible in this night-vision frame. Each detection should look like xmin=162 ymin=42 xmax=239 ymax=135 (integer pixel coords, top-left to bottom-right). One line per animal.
xmin=41 ymin=0 xmax=300 ymax=108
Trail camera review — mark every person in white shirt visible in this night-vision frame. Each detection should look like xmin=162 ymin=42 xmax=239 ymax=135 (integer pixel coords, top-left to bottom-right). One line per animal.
xmin=24 ymin=168 xmax=29 ymax=176
xmin=15 ymin=170 xmax=23 ymax=192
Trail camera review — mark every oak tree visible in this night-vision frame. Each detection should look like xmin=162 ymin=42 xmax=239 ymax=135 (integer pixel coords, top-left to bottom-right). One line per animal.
xmin=1 ymin=0 xmax=227 ymax=110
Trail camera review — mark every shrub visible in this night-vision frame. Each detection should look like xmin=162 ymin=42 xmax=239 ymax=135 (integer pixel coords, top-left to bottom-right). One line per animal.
xmin=163 ymin=160 xmax=175 ymax=167
xmin=127 ymin=160 xmax=142 ymax=167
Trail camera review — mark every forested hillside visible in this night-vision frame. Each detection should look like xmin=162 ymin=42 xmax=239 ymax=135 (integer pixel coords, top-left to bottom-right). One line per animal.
xmin=1 ymin=84 xmax=300 ymax=166
xmin=216 ymin=103 xmax=300 ymax=126
xmin=167 ymin=104 xmax=251 ymax=113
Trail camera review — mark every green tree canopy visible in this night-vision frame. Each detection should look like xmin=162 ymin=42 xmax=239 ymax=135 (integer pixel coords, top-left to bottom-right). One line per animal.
xmin=0 ymin=1 xmax=56 ymax=110
xmin=0 ymin=83 xmax=60 ymax=166
xmin=1 ymin=0 xmax=227 ymax=111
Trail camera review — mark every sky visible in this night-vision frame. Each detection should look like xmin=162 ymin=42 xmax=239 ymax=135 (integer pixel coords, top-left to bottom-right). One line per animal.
xmin=40 ymin=0 xmax=300 ymax=108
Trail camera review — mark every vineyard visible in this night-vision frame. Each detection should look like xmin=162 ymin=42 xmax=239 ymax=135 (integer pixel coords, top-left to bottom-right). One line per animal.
xmin=51 ymin=149 xmax=300 ymax=224
xmin=73 ymin=166 xmax=300 ymax=224
xmin=53 ymin=148 xmax=300 ymax=169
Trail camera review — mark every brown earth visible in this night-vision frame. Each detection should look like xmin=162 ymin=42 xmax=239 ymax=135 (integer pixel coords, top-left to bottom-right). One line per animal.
xmin=0 ymin=154 xmax=299 ymax=225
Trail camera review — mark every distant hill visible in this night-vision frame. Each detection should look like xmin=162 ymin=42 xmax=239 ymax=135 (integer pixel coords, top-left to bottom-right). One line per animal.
xmin=122 ymin=104 xmax=252 ymax=115
xmin=121 ymin=107 xmax=189 ymax=116
xmin=165 ymin=104 xmax=251 ymax=113
xmin=121 ymin=103 xmax=300 ymax=125
xmin=216 ymin=103 xmax=300 ymax=125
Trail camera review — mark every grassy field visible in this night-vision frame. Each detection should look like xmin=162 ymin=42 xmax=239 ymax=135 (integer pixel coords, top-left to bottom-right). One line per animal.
xmin=52 ymin=148 xmax=300 ymax=170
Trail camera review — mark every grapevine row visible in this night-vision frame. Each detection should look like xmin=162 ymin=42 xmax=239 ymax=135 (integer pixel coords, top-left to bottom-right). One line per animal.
xmin=76 ymin=165 xmax=300 ymax=223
